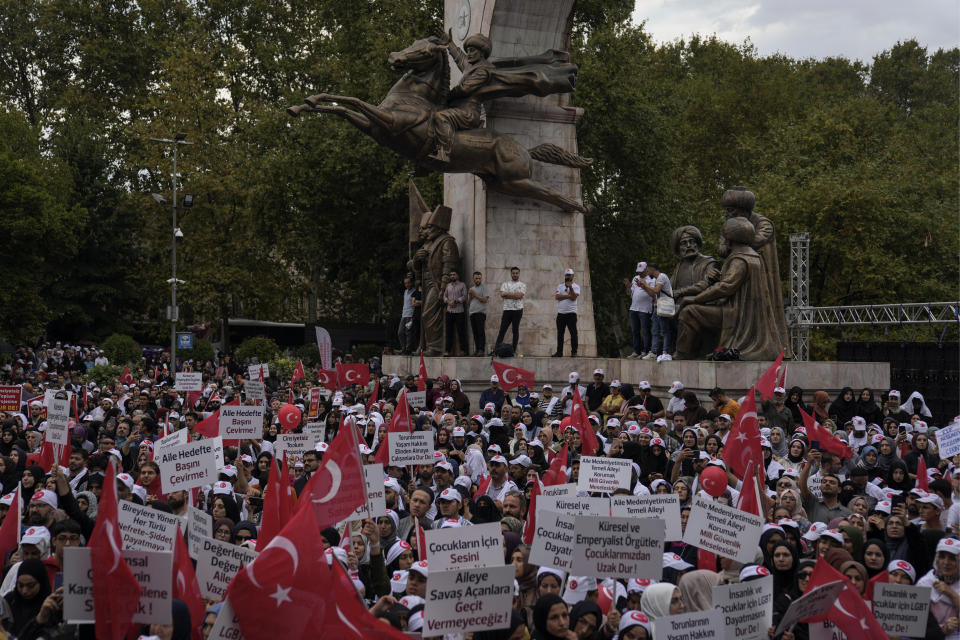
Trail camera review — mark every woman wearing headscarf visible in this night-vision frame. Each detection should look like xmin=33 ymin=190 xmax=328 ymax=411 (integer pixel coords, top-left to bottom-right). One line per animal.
xmin=881 ymin=512 xmax=930 ymax=576
xmin=886 ymin=458 xmax=914 ymax=492
xmin=768 ymin=427 xmax=789 ymax=461
xmin=4 ymin=558 xmax=52 ymax=638
xmin=450 ymin=379 xmax=470 ymax=416
xmin=640 ymin=583 xmax=684 ymax=620
xmin=784 ymin=439 xmax=806 ymax=468
xmin=20 ymin=465 xmax=44 ymax=503
xmin=639 ymin=438 xmax=670 ymax=485
xmin=532 ymin=593 xmax=574 ymax=640
xmin=902 ymin=391 xmax=933 ymax=419
xmin=875 ymin=437 xmax=899 ymax=474
xmin=839 ymin=560 xmax=868 ymax=596
xmin=772 ymin=557 xmax=813 ymax=640
xmin=855 ymin=389 xmax=882 ymax=426
xmin=828 ymin=388 xmax=858 ymax=427
xmin=811 ymin=391 xmax=830 ymax=424
xmin=512 ymin=544 xmax=539 ymax=609
xmin=568 ymin=599 xmax=603 ymax=639
xmin=903 ymin=432 xmax=938 ymax=478
xmin=861 ymin=538 xmax=889 ymax=579
xmin=784 ymin=387 xmax=807 ymax=427
xmin=677 ymin=570 xmax=721 ymax=612
xmin=838 ymin=525 xmax=864 ymax=562
xmin=767 ymin=541 xmax=799 ymax=594
xmin=858 ymin=445 xmax=879 ymax=477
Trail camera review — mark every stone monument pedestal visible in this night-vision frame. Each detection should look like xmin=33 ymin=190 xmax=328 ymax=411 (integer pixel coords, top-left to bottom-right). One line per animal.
xmin=444 ymin=0 xmax=596 ymax=357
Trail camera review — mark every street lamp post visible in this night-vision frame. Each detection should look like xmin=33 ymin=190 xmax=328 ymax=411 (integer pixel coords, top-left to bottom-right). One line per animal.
xmin=150 ymin=132 xmax=193 ymax=374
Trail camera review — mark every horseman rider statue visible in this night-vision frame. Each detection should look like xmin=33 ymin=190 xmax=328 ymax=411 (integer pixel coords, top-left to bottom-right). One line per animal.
xmin=429 ymin=33 xmax=496 ymax=163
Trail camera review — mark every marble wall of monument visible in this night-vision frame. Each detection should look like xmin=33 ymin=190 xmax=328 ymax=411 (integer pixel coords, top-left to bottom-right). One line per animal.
xmin=444 ymin=0 xmax=596 ymax=356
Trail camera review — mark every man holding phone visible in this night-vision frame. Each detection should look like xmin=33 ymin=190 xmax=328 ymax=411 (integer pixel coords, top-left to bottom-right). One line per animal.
xmin=553 ymin=268 xmax=580 ymax=357
xmin=799 ymin=449 xmax=851 ymax=523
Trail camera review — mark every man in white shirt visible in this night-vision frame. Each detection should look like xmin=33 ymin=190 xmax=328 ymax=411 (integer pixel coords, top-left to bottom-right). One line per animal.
xmin=639 ymin=263 xmax=674 ymax=362
xmin=665 ymin=381 xmax=686 ymax=418
xmin=553 ymin=268 xmax=581 ymax=357
xmin=560 ymin=371 xmax=588 ymax=416
xmin=624 ymin=261 xmax=655 ymax=358
xmin=494 ymin=266 xmax=526 ymax=354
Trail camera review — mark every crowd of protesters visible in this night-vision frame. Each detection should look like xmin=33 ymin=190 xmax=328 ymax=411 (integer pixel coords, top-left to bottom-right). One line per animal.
xmin=0 ymin=341 xmax=956 ymax=639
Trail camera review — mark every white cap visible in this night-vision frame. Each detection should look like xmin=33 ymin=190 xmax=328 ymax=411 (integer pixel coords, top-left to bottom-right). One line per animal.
xmin=564 ymin=268 xmax=574 ymax=275
xmin=668 ymin=381 xmax=684 ymax=393
xmin=774 ymin=386 xmax=786 ymax=394
xmin=399 ymin=595 xmax=425 ymax=611
xmin=636 ymin=262 xmax=647 ymax=273
xmin=452 ymin=427 xmax=466 ymax=437
xmin=593 ymin=368 xmax=604 ymax=376
xmin=610 ymin=379 xmax=620 ymax=388
xmin=626 ymin=578 xmax=656 ymax=594
xmin=436 ymin=461 xmax=454 ymax=473
xmin=408 ymin=560 xmax=429 ymax=577
xmin=739 ymin=565 xmax=772 ymax=582
xmin=484 ymin=402 xmax=496 ymax=411
xmin=719 ymin=413 xmax=732 ymax=422
xmin=937 ymin=538 xmax=960 ymax=555
xmin=662 ymin=552 xmax=693 ymax=570
xmin=220 ymin=464 xmax=238 ymax=478
xmin=390 ymin=570 xmax=408 ymax=593
xmin=30 ymin=490 xmax=58 ymax=509
xmin=918 ymin=494 xmax=945 ymax=510
xmin=562 ymin=576 xmax=598 ymax=604
xmin=488 ymin=444 xmax=503 ymax=454
xmin=212 ymin=481 xmax=233 ymax=495
xmin=489 ymin=455 xmax=507 ymax=465
xmin=568 ymin=372 xmax=579 ymax=383
xmin=873 ymin=500 xmax=892 ymax=514
xmin=888 ymin=559 xmax=916 ymax=582
xmin=606 ymin=417 xmax=621 ymax=428
xmin=509 ymin=455 xmax=532 ymax=468
xmin=820 ymin=529 xmax=844 ymax=544
xmin=22 ymin=526 xmax=50 ymax=546
xmin=131 ymin=485 xmax=147 ymax=502
xmin=439 ymin=518 xmax=462 ymax=529
xmin=116 ymin=473 xmax=135 ymax=490
xmin=619 ymin=611 xmax=652 ymax=635
xmin=490 ymin=374 xmax=499 ymax=383
xmin=438 ymin=488 xmax=462 ymax=503
xmin=802 ymin=522 xmax=828 ymax=541
xmin=638 ymin=380 xmax=651 ymax=390
xmin=0 ymin=492 xmax=15 ymax=507
xmin=888 ymin=389 xmax=900 ymax=398
xmin=453 ymin=476 xmax=473 ymax=492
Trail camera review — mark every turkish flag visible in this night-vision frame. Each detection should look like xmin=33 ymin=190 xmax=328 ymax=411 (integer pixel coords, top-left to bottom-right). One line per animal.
xmin=365 ymin=380 xmax=380 ymax=413
xmin=491 ymin=361 xmax=535 ymax=391
xmin=173 ymin=529 xmax=204 ymax=640
xmin=799 ymin=407 xmax=854 ymax=459
xmin=329 ymin=557 xmax=411 ymax=639
xmin=90 ymin=464 xmax=141 ymax=640
xmin=30 ymin=440 xmax=71 ymax=473
xmin=697 ymin=548 xmax=717 ymax=571
xmin=754 ymin=350 xmax=785 ymax=402
xmin=336 ymin=363 xmax=369 ymax=387
xmin=228 ymin=503 xmax=332 ymax=639
xmin=475 ymin=473 xmax=492 ymax=498
xmin=259 ymin=455 xmax=286 ymax=551
xmin=803 ymin=555 xmax=886 ymax=640
xmin=415 ymin=518 xmax=428 ymax=561
xmin=865 ymin=568 xmax=888 ymax=601
xmin=290 ymin=360 xmax=305 ymax=386
xmin=735 ymin=462 xmax=763 ymax=517
xmin=317 ymin=369 xmax=338 ymax=391
xmin=375 ymin=389 xmax=411 ymax=466
xmin=722 ymin=386 xmax=762 ymax=479
xmin=120 ymin=365 xmax=134 ymax=385
xmin=570 ymin=387 xmax=600 ymax=457
xmin=916 ymin=454 xmax=929 ymax=491
xmin=185 ymin=389 xmax=202 ymax=410
xmin=522 ymin=480 xmax=541 ymax=544
xmin=542 ymin=443 xmax=569 ymax=486
xmin=300 ymin=420 xmax=366 ymax=527
xmin=418 ymin=353 xmax=427 ymax=392
xmin=0 ymin=485 xmax=21 ymax=563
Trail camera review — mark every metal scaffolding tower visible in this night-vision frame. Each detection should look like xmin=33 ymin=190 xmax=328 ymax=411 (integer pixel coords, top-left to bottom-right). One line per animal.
xmin=788 ymin=233 xmax=811 ymax=360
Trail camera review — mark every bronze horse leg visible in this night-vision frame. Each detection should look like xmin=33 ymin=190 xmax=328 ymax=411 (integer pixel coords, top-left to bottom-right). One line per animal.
xmin=286 ymin=103 xmax=372 ymax=131
xmin=305 ymin=93 xmax=396 ymax=131
xmin=487 ymin=177 xmax=590 ymax=214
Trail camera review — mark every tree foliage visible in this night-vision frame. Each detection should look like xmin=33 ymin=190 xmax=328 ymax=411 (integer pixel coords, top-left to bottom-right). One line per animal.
xmin=236 ymin=337 xmax=279 ymax=365
xmin=101 ymin=333 xmax=142 ymax=365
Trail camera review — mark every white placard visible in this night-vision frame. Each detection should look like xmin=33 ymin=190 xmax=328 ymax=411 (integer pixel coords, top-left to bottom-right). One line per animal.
xmin=188 ymin=505 xmax=212 ymax=560
xmin=422 ymin=565 xmax=513 ymax=635
xmin=578 ymin=456 xmax=632 ymax=494
xmin=654 ymin=609 xmax=724 ymax=640
xmin=808 ymin=621 xmax=846 ymax=640
xmin=406 ymin=391 xmax=427 ymax=409
xmin=529 ymin=509 xmax=576 ymax=572
xmin=537 ymin=495 xmax=609 ymax=516
xmin=219 ymin=404 xmax=265 ymax=439
xmin=425 ymin=522 xmax=504 ymax=572
xmin=207 ymin=597 xmax=245 ymax=640
xmin=118 ymin=500 xmax=180 ymax=551
xmin=43 ymin=390 xmax=70 ymax=445
xmin=155 ymin=428 xmax=188 ymax=452
xmin=350 ymin=463 xmax=387 ymax=520
xmin=712 ymin=575 xmax=773 ymax=640
xmin=63 ymin=547 xmax=173 ymax=625
xmin=247 ymin=364 xmax=269 ymax=379
xmin=611 ymin=494 xmax=682 ymax=541
xmin=276 ymin=432 xmax=314 ymax=465
xmin=175 ymin=372 xmax=203 ymax=392
xmin=936 ymin=422 xmax=960 ymax=458
xmin=681 ymin=497 xmax=764 ymax=563
xmin=158 ymin=439 xmax=219 ymax=491
xmin=872 ymin=583 xmax=929 ymax=637
xmin=209 ymin=435 xmax=224 ymax=468
xmin=196 ymin=536 xmax=257 ymax=600
xmin=773 ymin=580 xmax=845 ymax=637
xmin=571 ymin=515 xmax=663 ymax=579
xmin=304 ymin=422 xmax=325 ymax=444
xmin=541 ymin=483 xmax=577 ymax=498
xmin=389 ymin=431 xmax=434 ymax=466
xmin=244 ymin=380 xmax=265 ymax=404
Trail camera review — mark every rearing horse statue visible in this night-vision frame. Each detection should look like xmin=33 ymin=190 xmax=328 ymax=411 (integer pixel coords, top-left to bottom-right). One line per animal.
xmin=287 ymin=35 xmax=593 ymax=214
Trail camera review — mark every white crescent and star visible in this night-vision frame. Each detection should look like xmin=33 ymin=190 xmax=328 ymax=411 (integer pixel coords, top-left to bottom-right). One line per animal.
xmin=312 ymin=462 xmax=342 ymax=504
xmin=103 ymin=521 xmax=122 ymax=573
xmin=270 ymin=585 xmax=292 ymax=606
xmin=345 ymin=370 xmax=359 ymax=382
xmin=501 ymin=368 xmax=517 ymax=385
xmin=247 ymin=535 xmax=300 ymax=589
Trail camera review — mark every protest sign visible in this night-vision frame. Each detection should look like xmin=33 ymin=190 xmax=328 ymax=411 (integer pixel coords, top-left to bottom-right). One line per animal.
xmin=248 ymin=364 xmax=269 ymax=379
xmin=537 ymin=495 xmax=609 ymax=517
xmin=578 ymin=456 xmax=632 ymax=494
xmin=0 ymin=386 xmax=20 ymax=412
xmin=188 ymin=505 xmax=213 ymax=559
xmin=208 ymin=597 xmax=245 ymax=640
xmin=571 ymin=515 xmax=663 ymax=579
xmin=350 ymin=463 xmax=387 ymax=520
xmin=423 ymin=564 xmax=513 ymax=635
xmin=406 ymin=390 xmax=427 ymax=409
xmin=155 ymin=428 xmax=188 ymax=452
xmin=654 ymin=609 xmax=724 ymax=640
xmin=174 ymin=372 xmax=203 ymax=392
xmin=808 ymin=621 xmax=845 ymax=640
xmin=307 ymin=387 xmax=323 ymax=418
xmin=425 ymin=522 xmax=504 ymax=572
xmin=540 ymin=483 xmax=577 ymax=499
xmin=773 ymin=580 xmax=845 ymax=637
xmin=118 ymin=500 xmax=180 ymax=552
xmin=529 ymin=509 xmax=576 ymax=571
xmin=219 ymin=404 xmax=265 ymax=439
xmin=712 ymin=575 xmax=773 ymax=640
xmin=196 ymin=536 xmax=258 ymax=600
xmin=872 ymin=583 xmax=929 ymax=637
xmin=63 ymin=547 xmax=173 ymax=625
xmin=245 ymin=380 xmax=265 ymax=404
xmin=276 ymin=432 xmax=314 ymax=465
xmin=611 ymin=494 xmax=682 ymax=541
xmin=682 ymin=497 xmax=764 ymax=563
xmin=390 ymin=430 xmax=433 ymax=466
xmin=158 ymin=439 xmax=219 ymax=491
xmin=936 ymin=422 xmax=960 ymax=458
xmin=304 ymin=422 xmax=325 ymax=444
xmin=209 ymin=435 xmax=224 ymax=468
xmin=43 ymin=390 xmax=70 ymax=445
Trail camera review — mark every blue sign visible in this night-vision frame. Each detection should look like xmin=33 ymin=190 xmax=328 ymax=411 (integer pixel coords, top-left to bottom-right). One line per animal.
xmin=177 ymin=333 xmax=194 ymax=350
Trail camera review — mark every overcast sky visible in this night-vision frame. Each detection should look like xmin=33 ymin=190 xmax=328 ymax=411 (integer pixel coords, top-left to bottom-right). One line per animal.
xmin=632 ymin=0 xmax=959 ymax=62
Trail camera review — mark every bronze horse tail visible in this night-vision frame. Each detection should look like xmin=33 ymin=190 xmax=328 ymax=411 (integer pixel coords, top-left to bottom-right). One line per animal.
xmin=527 ymin=143 xmax=593 ymax=169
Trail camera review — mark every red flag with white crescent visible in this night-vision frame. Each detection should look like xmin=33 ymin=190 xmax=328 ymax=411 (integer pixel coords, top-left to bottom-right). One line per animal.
xmin=491 ymin=361 xmax=535 ymax=391
xmin=803 ymin=556 xmax=887 ymax=640
xmin=522 ymin=480 xmax=541 ymax=544
xmin=290 ymin=360 xmax=305 ymax=386
xmin=755 ymin=350 xmax=785 ymax=402
xmin=722 ymin=386 xmax=762 ymax=479
xmin=417 ymin=354 xmax=427 ymax=392
xmin=120 ymin=365 xmax=134 ymax=385
xmin=317 ymin=369 xmax=338 ymax=391
xmin=0 ymin=485 xmax=21 ymax=563
xmin=300 ymin=419 xmax=365 ymax=527
xmin=542 ymin=443 xmax=569 ymax=486
xmin=336 ymin=363 xmax=369 ymax=387
xmin=570 ymin=387 xmax=600 ymax=457
xmin=173 ymin=528 xmax=204 ymax=640
xmin=375 ymin=389 xmax=412 ymax=466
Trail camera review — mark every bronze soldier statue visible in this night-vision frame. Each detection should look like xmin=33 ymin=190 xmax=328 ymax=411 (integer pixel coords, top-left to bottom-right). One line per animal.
xmin=669 ymin=225 xmax=721 ymax=355
xmin=408 ymin=205 xmax=460 ymax=356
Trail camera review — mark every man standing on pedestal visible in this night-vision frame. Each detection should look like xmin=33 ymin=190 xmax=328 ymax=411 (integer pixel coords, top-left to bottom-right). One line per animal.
xmin=443 ymin=270 xmax=468 ymax=357
xmin=398 ymin=275 xmax=417 ymax=355
xmin=553 ymin=268 xmax=580 ymax=357
xmin=639 ymin=263 xmax=673 ymax=362
xmin=624 ymin=261 xmax=654 ymax=358
xmin=467 ymin=271 xmax=489 ymax=356
xmin=494 ymin=267 xmax=525 ymax=355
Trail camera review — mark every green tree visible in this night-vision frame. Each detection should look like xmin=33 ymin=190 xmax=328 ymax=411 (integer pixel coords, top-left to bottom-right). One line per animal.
xmin=101 ymin=333 xmax=142 ymax=365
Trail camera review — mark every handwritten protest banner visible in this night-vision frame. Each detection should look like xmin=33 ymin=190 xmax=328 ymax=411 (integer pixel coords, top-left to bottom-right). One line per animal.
xmin=936 ymin=422 xmax=960 ymax=458
xmin=304 ymin=422 xmax=325 ymax=444
xmin=425 ymin=522 xmax=503 ymax=572
xmin=406 ymin=391 xmax=427 ymax=409
xmin=118 ymin=500 xmax=180 ymax=552
xmin=578 ymin=456 xmax=632 ymax=494
xmin=682 ymin=497 xmax=764 ymax=563
xmin=188 ymin=505 xmax=213 ymax=559
xmin=219 ymin=404 xmax=265 ymax=439
xmin=174 ymin=372 xmax=203 ymax=392
xmin=872 ymin=583 xmax=929 ymax=637
xmin=612 ymin=494 xmax=682 ymax=540
xmin=389 ymin=431 xmax=433 ymax=466
xmin=423 ymin=565 xmax=513 ymax=635
xmin=247 ymin=364 xmax=269 ymax=380
xmin=773 ymin=580 xmax=845 ymax=637
xmin=196 ymin=537 xmax=257 ymax=600
xmin=571 ymin=515 xmax=663 ymax=579
xmin=245 ymin=380 xmax=265 ymax=404
xmin=712 ymin=575 xmax=773 ymax=640
xmin=43 ymin=390 xmax=70 ymax=445
xmin=653 ymin=609 xmax=724 ymax=640
xmin=158 ymin=439 xmax=219 ymax=491
xmin=350 ymin=463 xmax=387 ymax=520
